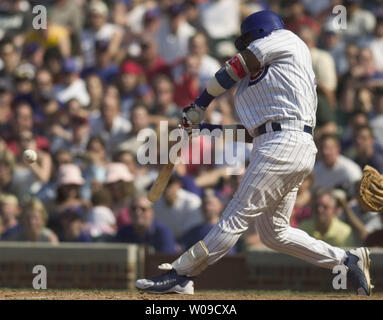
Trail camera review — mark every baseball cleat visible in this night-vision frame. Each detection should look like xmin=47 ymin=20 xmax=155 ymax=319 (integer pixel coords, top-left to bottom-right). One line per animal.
xmin=344 ymin=247 xmax=373 ymax=296
xmin=136 ymin=269 xmax=194 ymax=295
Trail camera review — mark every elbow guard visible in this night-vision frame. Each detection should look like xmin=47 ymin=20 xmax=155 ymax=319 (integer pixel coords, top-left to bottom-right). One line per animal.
xmin=195 ymin=53 xmax=250 ymax=109
xmin=218 ymin=53 xmax=250 ymax=87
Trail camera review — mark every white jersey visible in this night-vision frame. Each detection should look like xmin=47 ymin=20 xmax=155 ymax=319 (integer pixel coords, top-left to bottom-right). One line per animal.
xmin=138 ymin=28 xmax=352 ymax=290
xmin=234 ymin=29 xmax=317 ymax=131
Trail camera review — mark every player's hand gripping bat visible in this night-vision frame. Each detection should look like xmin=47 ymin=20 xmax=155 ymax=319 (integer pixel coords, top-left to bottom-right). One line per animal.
xmin=147 ymin=120 xmax=253 ymax=203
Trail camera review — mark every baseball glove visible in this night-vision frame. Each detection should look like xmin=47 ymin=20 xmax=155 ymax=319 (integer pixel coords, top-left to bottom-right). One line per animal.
xmin=359 ymin=165 xmax=383 ymax=213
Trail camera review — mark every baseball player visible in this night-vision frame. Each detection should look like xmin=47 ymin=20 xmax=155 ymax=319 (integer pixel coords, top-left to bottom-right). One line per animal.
xmin=136 ymin=10 xmax=372 ymax=295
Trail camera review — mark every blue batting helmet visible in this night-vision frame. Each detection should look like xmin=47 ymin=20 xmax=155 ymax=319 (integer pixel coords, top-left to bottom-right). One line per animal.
xmin=235 ymin=10 xmax=285 ymax=51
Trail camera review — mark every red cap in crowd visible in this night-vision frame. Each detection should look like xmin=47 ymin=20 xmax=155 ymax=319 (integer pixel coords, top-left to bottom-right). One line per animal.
xmin=120 ymin=61 xmax=143 ymax=75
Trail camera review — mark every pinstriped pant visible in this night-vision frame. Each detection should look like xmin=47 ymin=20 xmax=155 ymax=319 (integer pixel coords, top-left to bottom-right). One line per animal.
xmin=201 ymin=130 xmax=346 ymax=273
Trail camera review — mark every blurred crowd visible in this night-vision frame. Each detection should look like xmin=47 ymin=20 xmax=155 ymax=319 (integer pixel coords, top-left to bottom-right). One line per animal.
xmin=0 ymin=0 xmax=383 ymax=253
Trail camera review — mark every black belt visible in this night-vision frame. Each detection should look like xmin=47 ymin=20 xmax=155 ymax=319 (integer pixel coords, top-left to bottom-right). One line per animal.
xmin=253 ymin=122 xmax=313 ymax=137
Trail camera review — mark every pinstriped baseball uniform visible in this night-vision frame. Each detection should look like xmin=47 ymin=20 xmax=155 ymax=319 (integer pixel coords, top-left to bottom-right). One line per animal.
xmin=235 ymin=29 xmax=316 ymax=130
xmin=179 ymin=29 xmax=347 ymax=277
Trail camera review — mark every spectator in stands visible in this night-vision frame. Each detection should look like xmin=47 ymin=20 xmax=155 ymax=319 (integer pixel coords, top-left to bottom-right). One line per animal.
xmin=113 ymin=148 xmax=156 ymax=193
xmin=157 ymin=3 xmax=196 ymax=64
xmin=370 ymin=87 xmax=383 ymax=144
xmin=351 ymin=125 xmax=383 ymax=172
xmin=173 ymin=163 xmax=203 ymax=198
xmin=313 ymin=94 xmax=338 ymax=141
xmin=34 ymin=148 xmax=74 ymax=204
xmin=0 ymin=39 xmax=20 ymax=74
xmin=154 ymin=174 xmax=203 ymax=240
xmin=0 ymin=150 xmax=25 ymax=203
xmin=188 ymin=32 xmax=221 ymax=89
xmin=58 ymin=206 xmax=92 ymax=243
xmin=53 ymin=149 xmax=73 ymax=167
xmin=55 ymin=163 xmax=86 ymax=206
xmin=199 ymin=0 xmax=240 ymax=49
xmin=111 ymin=0 xmax=131 ymax=29
xmin=25 ymin=16 xmax=71 ymax=58
xmin=113 ymin=149 xmax=136 ymax=176
xmin=13 ymin=63 xmax=36 ymax=108
xmin=178 ymin=189 xmax=236 ymax=253
xmin=334 ymin=187 xmax=383 ymax=246
xmin=52 ymin=111 xmax=90 ymax=157
xmin=341 ymin=110 xmax=369 ymax=153
xmin=104 ymin=162 xmax=135 ymax=227
xmin=117 ymin=104 xmax=155 ymax=155
xmin=174 ymin=54 xmax=200 ymax=107
xmin=141 ymin=7 xmax=162 ymax=37
xmin=313 ymin=134 xmax=362 ymax=195
xmin=299 ymin=190 xmax=355 ymax=247
xmin=104 ymin=84 xmax=120 ymax=102
xmin=81 ymin=39 xmax=119 ymax=85
xmin=34 ymin=68 xmax=56 ymax=111
xmin=355 ymin=47 xmax=383 ymax=81
xmin=340 ymin=47 xmax=383 ymax=113
xmin=368 ymin=15 xmax=383 ymax=68
xmin=319 ymin=21 xmax=348 ymax=76
xmin=0 ymin=91 xmax=12 ymax=138
xmin=150 ymin=75 xmax=181 ymax=128
xmin=342 ymin=0 xmax=376 ymax=45
xmin=117 ymin=60 xmax=145 ymax=118
xmin=56 ymin=57 xmax=90 ymax=107
xmin=84 ymin=187 xmax=116 ymax=240
xmin=285 ymin=0 xmax=320 ymax=35
xmin=184 ymin=0 xmax=203 ymax=30
xmin=81 ymin=1 xmax=123 ymax=68
xmin=49 ymin=163 xmax=88 ymax=234
xmin=50 ymin=0 xmax=84 ymax=55
xmin=0 ymin=41 xmax=21 ymax=88
xmin=7 ymin=198 xmax=58 ymax=243
xmin=81 ymin=136 xmax=108 ymax=200
xmin=12 ymin=130 xmax=52 ymax=196
xmin=298 ymin=26 xmax=337 ymax=108
xmin=123 ymin=0 xmax=156 ymax=35
xmin=23 ymin=42 xmax=45 ymax=69
xmin=7 ymin=102 xmax=40 ymax=148
xmin=43 ymin=47 xmax=63 ymax=82
xmin=85 ymin=74 xmax=104 ymax=112
xmin=89 ymin=94 xmax=131 ymax=155
xmin=0 ymin=193 xmax=21 ymax=240
xmin=115 ymin=195 xmax=176 ymax=253
xmin=138 ymin=35 xmax=172 ymax=84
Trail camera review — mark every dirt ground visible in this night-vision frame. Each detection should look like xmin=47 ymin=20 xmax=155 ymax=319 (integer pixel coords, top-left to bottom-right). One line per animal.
xmin=0 ymin=289 xmax=383 ymax=300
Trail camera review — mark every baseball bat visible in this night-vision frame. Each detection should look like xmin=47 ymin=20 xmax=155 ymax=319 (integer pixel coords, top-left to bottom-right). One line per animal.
xmin=147 ymin=123 xmax=252 ymax=202
xmin=147 ymin=125 xmax=188 ymax=203
xmin=147 ymin=162 xmax=175 ymax=203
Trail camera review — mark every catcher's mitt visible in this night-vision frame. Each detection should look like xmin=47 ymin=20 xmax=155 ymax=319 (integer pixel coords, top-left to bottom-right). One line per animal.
xmin=359 ymin=165 xmax=383 ymax=213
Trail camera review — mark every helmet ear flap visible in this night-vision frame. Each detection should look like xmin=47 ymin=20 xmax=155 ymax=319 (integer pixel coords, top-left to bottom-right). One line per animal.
xmin=234 ymin=32 xmax=252 ymax=51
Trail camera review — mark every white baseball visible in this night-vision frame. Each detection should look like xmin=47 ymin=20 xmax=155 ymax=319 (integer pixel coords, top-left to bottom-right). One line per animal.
xmin=187 ymin=109 xmax=200 ymax=124
xmin=23 ymin=149 xmax=37 ymax=163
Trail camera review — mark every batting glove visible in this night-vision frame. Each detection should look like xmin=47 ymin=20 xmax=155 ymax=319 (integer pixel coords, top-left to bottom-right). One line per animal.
xmin=182 ymin=103 xmax=205 ymax=133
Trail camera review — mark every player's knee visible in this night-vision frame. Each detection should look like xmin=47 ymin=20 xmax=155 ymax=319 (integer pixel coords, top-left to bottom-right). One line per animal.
xmin=257 ymin=225 xmax=290 ymax=249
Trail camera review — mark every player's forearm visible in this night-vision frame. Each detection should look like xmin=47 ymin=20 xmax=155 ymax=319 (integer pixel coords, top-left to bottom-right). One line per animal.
xmin=194 ymin=53 xmax=251 ymax=110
